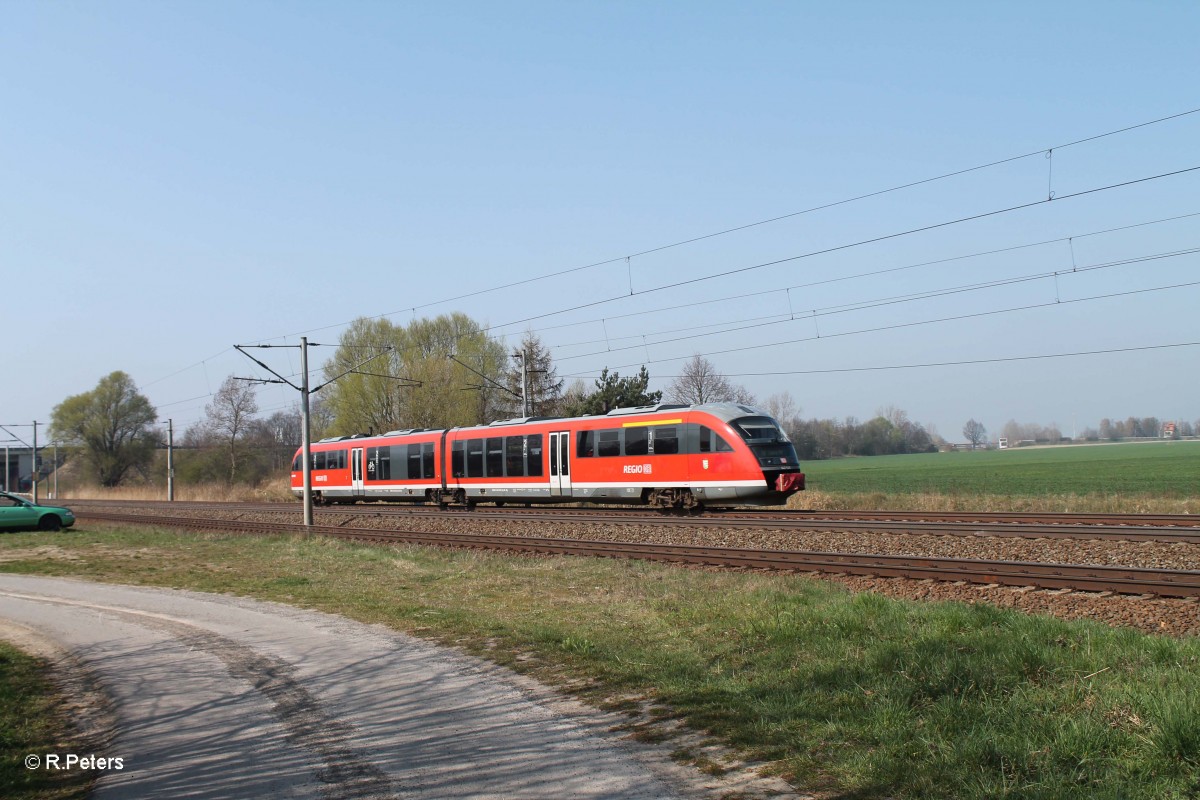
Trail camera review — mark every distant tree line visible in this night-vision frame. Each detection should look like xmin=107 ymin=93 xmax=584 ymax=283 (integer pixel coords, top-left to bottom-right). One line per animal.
xmin=762 ymin=398 xmax=941 ymax=460
xmin=1097 ymin=416 xmax=1188 ymax=440
xmin=1000 ymin=420 xmax=1067 ymax=444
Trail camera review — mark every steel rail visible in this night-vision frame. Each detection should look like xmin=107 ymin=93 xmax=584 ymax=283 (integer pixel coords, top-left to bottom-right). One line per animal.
xmin=78 ymin=511 xmax=1200 ymax=598
xmin=63 ymin=500 xmax=1200 ymax=543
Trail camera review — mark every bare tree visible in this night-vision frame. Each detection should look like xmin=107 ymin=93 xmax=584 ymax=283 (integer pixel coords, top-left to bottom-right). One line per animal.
xmin=205 ymin=376 xmax=259 ymax=483
xmin=666 ymin=354 xmax=755 ymax=405
xmin=763 ymin=391 xmax=801 ymax=427
xmin=963 ymin=419 xmax=988 ymax=450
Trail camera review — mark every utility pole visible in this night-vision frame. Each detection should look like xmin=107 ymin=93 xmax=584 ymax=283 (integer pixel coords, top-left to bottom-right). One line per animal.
xmin=52 ymin=442 xmax=58 ymax=499
xmin=234 ymin=336 xmax=394 ymax=528
xmin=299 ymin=337 xmax=314 ymax=527
xmin=167 ymin=419 xmax=175 ymax=502
xmin=32 ymin=421 xmax=38 ymax=504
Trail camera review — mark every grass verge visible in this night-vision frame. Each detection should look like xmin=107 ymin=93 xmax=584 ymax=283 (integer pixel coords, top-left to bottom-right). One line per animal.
xmin=0 ymin=641 xmax=91 ymax=800
xmin=3 ymin=525 xmax=1200 ymax=799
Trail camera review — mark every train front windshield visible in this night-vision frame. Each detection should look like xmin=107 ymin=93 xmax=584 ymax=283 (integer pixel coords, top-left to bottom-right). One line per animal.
xmin=731 ymin=416 xmax=799 ymax=468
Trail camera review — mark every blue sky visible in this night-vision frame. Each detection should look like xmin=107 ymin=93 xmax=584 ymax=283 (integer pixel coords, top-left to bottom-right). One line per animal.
xmin=3 ymin=1 xmax=1198 ymax=444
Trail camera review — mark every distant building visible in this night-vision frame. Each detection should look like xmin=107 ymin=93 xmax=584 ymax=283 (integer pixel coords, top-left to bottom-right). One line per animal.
xmin=1 ymin=446 xmax=36 ymax=492
xmin=1163 ymin=422 xmax=1178 ymax=439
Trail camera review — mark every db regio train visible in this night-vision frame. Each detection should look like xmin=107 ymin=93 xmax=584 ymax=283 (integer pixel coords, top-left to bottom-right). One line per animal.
xmin=291 ymin=402 xmax=804 ymax=510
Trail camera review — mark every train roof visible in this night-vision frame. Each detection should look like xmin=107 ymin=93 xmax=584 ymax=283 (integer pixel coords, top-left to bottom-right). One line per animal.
xmin=476 ymin=401 xmax=769 ymax=430
xmin=306 ymin=402 xmax=772 ymax=447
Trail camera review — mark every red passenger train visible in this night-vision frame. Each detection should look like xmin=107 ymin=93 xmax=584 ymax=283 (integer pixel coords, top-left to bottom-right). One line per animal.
xmin=291 ymin=402 xmax=804 ymax=510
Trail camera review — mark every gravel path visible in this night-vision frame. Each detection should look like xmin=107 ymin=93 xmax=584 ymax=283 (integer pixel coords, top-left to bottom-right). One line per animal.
xmin=0 ymin=575 xmax=800 ymax=799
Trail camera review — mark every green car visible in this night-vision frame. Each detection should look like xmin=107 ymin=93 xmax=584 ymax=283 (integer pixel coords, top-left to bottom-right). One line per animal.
xmin=0 ymin=491 xmax=76 ymax=532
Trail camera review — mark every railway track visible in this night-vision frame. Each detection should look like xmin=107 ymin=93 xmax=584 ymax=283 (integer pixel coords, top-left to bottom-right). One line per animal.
xmin=66 ymin=500 xmax=1200 ymax=544
xmin=76 ymin=509 xmax=1200 ymax=599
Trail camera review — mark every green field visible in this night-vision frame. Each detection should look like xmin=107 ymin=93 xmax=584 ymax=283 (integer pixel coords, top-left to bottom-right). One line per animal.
xmin=802 ymin=441 xmax=1200 ymax=500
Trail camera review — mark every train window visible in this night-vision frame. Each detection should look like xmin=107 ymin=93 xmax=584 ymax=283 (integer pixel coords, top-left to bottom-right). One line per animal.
xmin=422 ymin=442 xmax=436 ymax=479
xmin=624 ymin=427 xmax=648 ymax=456
xmin=527 ymin=434 xmax=543 ymax=476
xmin=699 ymin=426 xmax=734 ymax=453
xmin=451 ymin=441 xmax=465 ymax=477
xmin=652 ymin=426 xmax=679 ymax=455
xmin=505 ymin=437 xmax=525 ymax=477
xmin=408 ymin=444 xmax=422 ymax=480
xmin=732 ymin=416 xmax=788 ymax=442
xmin=486 ymin=437 xmax=504 ymax=477
xmin=559 ymin=435 xmax=569 ymax=476
xmin=313 ymin=451 xmax=327 ymax=471
xmin=597 ymin=430 xmax=621 ymax=457
xmin=292 ymin=453 xmax=302 ymax=471
xmin=466 ymin=438 xmax=484 ymax=477
xmin=577 ymin=430 xmax=594 ymax=458
xmin=367 ymin=447 xmax=391 ymax=481
xmin=332 ymin=450 xmax=347 ymax=470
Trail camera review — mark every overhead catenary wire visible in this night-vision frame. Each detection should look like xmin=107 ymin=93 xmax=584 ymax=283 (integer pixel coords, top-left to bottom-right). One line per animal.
xmin=263 ymin=107 xmax=1200 ymax=344
xmin=608 ymin=341 xmax=1200 ymax=379
xmin=459 ymin=165 xmax=1200 ymax=340
xmin=368 ymin=108 xmax=1200 ymax=318
xmin=550 ymin=246 xmax=1200 ymax=358
xmin=564 ymin=278 xmax=1200 ymax=375
xmin=522 ymin=210 xmax=1200 ymax=344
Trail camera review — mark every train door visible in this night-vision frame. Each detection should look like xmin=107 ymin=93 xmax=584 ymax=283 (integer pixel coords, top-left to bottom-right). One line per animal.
xmin=549 ymin=431 xmax=572 ymax=497
xmin=351 ymin=448 xmax=364 ymax=497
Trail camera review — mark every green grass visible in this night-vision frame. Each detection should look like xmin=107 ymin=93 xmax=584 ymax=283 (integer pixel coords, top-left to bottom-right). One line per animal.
xmin=804 ymin=440 xmax=1200 ymax=498
xmin=3 ymin=525 xmax=1200 ymax=799
xmin=0 ymin=641 xmax=91 ymax=800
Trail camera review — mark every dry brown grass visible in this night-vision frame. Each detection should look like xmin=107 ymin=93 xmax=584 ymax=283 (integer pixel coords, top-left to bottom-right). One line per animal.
xmin=58 ymin=482 xmax=295 ymax=503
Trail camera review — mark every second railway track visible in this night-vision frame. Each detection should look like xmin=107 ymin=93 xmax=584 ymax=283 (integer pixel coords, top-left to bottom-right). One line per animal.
xmin=67 ymin=500 xmax=1200 ymax=544
xmin=75 ymin=509 xmax=1200 ymax=599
